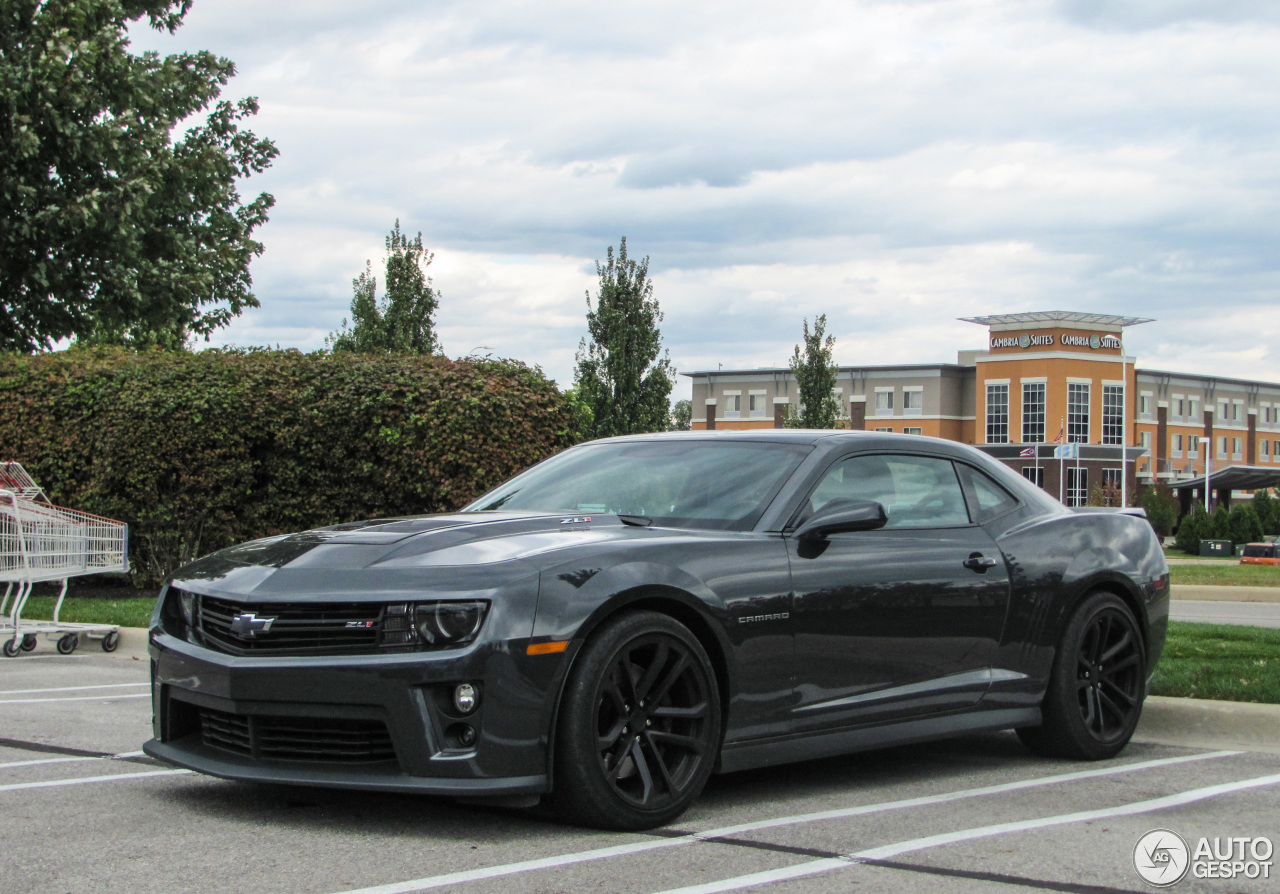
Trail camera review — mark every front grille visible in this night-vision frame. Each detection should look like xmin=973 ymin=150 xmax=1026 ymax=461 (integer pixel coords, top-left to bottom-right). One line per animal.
xmin=195 ymin=593 xmax=386 ymax=655
xmin=198 ymin=706 xmax=398 ymax=764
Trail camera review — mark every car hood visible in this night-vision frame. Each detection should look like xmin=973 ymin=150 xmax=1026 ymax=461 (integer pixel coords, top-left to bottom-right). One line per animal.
xmin=168 ymin=511 xmax=668 ymax=595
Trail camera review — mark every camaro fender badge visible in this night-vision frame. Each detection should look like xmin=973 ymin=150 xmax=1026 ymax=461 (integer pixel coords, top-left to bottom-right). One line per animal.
xmin=738 ymin=612 xmax=790 ymax=624
xmin=560 ymin=516 xmax=592 ymax=525
xmin=229 ymin=612 xmax=276 ymax=637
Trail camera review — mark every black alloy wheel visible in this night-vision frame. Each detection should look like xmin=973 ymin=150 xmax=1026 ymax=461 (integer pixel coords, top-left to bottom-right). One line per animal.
xmin=551 ymin=611 xmax=721 ymax=830
xmin=1018 ymin=590 xmax=1146 ymax=760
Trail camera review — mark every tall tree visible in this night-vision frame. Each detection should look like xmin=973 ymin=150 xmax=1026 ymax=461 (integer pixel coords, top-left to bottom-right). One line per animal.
xmin=787 ymin=314 xmax=840 ymax=428
xmin=670 ymin=399 xmax=692 ymax=431
xmin=328 ymin=221 xmax=439 ymax=354
xmin=0 ymin=1 xmax=277 ymax=352
xmin=574 ymin=237 xmax=674 ymax=438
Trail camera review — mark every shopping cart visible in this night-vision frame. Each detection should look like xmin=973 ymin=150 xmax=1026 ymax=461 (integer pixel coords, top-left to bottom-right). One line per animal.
xmin=1 ymin=462 xmax=129 ymax=657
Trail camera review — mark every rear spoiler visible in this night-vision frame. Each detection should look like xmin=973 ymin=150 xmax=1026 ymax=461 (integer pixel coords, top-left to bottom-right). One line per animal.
xmin=1069 ymin=506 xmax=1147 ymax=518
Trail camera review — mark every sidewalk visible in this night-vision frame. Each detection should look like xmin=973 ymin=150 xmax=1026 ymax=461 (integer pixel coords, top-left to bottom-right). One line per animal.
xmin=1135 ymin=695 xmax=1280 ymax=755
xmin=1172 ymin=584 xmax=1280 ymax=603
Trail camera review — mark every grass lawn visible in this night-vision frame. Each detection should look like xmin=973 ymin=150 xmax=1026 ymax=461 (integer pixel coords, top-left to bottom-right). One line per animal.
xmin=1169 ymin=564 xmax=1280 ymax=587
xmin=1149 ymin=621 xmax=1280 ymax=704
xmin=12 ymin=595 xmax=155 ymax=628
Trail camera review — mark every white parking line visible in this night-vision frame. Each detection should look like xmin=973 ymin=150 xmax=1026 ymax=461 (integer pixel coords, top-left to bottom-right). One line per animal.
xmin=0 ymin=683 xmax=149 ymax=696
xmin=0 ymin=768 xmax=192 ymax=793
xmin=326 ymin=750 xmax=1238 ymax=894
xmin=653 ymin=770 xmax=1280 ymax=894
xmin=0 ymin=750 xmax=145 ymax=770
xmin=0 ymin=693 xmax=150 ymax=705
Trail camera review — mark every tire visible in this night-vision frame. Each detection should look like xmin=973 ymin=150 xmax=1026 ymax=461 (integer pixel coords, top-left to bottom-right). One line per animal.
xmin=101 ymin=631 xmax=119 ymax=653
xmin=1018 ymin=591 xmax=1146 ymax=760
xmin=56 ymin=633 xmax=79 ymax=655
xmin=21 ymin=634 xmax=38 ymax=652
xmin=2 ymin=638 xmax=20 ymax=658
xmin=550 ymin=610 xmax=722 ymax=830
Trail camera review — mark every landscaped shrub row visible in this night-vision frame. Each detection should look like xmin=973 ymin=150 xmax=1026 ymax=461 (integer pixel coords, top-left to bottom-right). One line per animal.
xmin=0 ymin=348 xmax=579 ymax=585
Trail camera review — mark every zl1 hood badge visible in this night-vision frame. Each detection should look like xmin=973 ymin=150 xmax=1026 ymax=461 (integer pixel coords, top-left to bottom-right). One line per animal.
xmin=560 ymin=516 xmax=592 ymax=525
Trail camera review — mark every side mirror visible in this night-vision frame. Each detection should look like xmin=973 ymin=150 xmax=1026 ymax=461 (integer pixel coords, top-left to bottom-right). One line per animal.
xmin=793 ymin=498 xmax=888 ymax=540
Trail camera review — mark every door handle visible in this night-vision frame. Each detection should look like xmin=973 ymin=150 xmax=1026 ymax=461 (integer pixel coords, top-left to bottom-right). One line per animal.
xmin=963 ymin=553 xmax=998 ymax=572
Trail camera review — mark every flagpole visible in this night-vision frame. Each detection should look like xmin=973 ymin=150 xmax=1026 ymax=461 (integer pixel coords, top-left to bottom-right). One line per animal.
xmin=1121 ymin=330 xmax=1128 ymax=508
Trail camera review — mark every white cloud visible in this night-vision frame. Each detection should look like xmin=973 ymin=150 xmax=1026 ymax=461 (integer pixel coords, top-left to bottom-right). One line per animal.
xmin=130 ymin=0 xmax=1280 ymax=392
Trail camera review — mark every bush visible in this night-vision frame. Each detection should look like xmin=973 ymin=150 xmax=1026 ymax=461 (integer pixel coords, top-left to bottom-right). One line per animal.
xmin=0 ymin=348 xmax=579 ymax=585
xmin=1138 ymin=483 xmax=1178 ymax=536
xmin=1208 ymin=504 xmax=1233 ymax=542
xmin=1254 ymin=490 xmax=1278 ymax=536
xmin=1175 ymin=501 xmax=1207 ymax=555
xmin=1229 ymin=503 xmax=1265 ymax=546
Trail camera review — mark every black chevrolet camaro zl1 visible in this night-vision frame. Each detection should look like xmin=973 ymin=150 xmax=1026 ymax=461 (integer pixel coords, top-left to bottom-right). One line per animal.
xmin=144 ymin=430 xmax=1169 ymax=829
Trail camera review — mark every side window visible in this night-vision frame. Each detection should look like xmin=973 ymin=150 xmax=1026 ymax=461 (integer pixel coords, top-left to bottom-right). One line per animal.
xmin=807 ymin=454 xmax=970 ymax=529
xmin=957 ymin=464 xmax=1019 ymax=522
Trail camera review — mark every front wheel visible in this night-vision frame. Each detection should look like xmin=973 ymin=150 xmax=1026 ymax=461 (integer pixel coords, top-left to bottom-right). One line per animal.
xmin=1019 ymin=591 xmax=1146 ymax=760
xmin=550 ymin=611 xmax=721 ymax=830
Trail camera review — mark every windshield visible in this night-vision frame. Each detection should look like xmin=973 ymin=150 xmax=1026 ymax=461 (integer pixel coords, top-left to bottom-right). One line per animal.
xmin=464 ymin=439 xmax=809 ymax=530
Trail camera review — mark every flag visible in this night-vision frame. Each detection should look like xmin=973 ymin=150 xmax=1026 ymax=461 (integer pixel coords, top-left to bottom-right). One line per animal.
xmin=1019 ymin=447 xmax=1035 ymax=457
xmin=1053 ymin=444 xmax=1078 ymax=459
xmin=1052 ymin=428 xmax=1064 ymax=444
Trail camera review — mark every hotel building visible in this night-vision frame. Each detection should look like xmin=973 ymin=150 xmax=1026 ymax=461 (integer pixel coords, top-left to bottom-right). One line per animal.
xmin=686 ymin=312 xmax=1280 ymax=508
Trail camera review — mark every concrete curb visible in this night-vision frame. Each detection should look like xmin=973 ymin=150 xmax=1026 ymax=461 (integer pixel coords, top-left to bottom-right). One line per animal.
xmin=1172 ymin=584 xmax=1280 ymax=603
xmin=1135 ymin=695 xmax=1280 ymax=755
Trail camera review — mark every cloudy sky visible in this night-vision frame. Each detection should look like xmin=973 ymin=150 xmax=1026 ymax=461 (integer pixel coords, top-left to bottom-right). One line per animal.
xmin=131 ymin=0 xmax=1280 ymax=399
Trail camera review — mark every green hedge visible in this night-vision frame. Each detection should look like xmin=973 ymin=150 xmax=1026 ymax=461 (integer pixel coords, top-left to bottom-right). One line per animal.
xmin=0 ymin=348 xmax=578 ymax=584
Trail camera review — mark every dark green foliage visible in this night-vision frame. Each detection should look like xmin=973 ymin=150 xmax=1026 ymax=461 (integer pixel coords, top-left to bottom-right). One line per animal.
xmin=0 ymin=348 xmax=577 ymax=585
xmin=328 ymin=221 xmax=439 ymax=354
xmin=574 ymin=238 xmax=674 ymax=438
xmin=1138 ymin=483 xmax=1178 ymax=535
xmin=670 ymin=399 xmax=692 ymax=431
xmin=786 ymin=315 xmax=840 ymax=429
xmin=0 ymin=1 xmax=277 ymax=352
xmin=1208 ymin=503 xmax=1233 ymax=541
xmin=1253 ymin=490 xmax=1279 ymax=536
xmin=1229 ymin=503 xmax=1265 ymax=546
xmin=1175 ymin=500 xmax=1207 ymax=554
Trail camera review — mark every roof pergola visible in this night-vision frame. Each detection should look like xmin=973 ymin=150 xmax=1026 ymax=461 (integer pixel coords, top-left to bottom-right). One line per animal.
xmin=958 ymin=311 xmax=1155 ymax=328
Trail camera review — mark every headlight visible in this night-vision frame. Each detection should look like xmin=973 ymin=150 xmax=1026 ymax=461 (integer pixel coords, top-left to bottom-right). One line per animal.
xmin=414 ymin=601 xmax=488 ymax=646
xmin=178 ymin=589 xmax=197 ymax=627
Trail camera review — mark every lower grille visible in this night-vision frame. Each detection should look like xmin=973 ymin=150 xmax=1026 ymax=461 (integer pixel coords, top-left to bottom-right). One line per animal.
xmin=198 ymin=706 xmax=398 ymax=764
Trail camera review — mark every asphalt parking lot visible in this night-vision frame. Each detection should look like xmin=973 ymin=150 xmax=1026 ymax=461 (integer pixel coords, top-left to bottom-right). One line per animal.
xmin=2 ymin=644 xmax=1278 ymax=894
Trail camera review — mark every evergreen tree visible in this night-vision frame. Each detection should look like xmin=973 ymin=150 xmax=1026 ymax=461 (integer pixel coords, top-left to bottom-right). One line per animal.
xmin=787 ymin=315 xmax=840 ymax=429
xmin=670 ymin=399 xmax=692 ymax=431
xmin=1 ymin=0 xmax=276 ymax=352
xmin=1253 ymin=490 xmax=1278 ymax=536
xmin=1139 ymin=483 xmax=1178 ymax=535
xmin=1209 ymin=504 xmax=1233 ymax=541
xmin=1175 ymin=501 xmax=1207 ymax=555
xmin=1229 ymin=503 xmax=1265 ymax=546
xmin=329 ymin=221 xmax=439 ymax=354
xmin=574 ymin=238 xmax=674 ymax=438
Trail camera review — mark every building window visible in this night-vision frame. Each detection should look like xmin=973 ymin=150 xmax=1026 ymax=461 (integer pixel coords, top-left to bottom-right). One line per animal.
xmin=1021 ymin=467 xmax=1044 ymax=488
xmin=875 ymin=390 xmax=893 ymax=416
xmin=748 ymin=392 xmax=766 ymax=418
xmin=1190 ymin=399 xmax=1199 ymax=419
xmin=1264 ymin=440 xmax=1271 ymax=460
xmin=1172 ymin=434 xmax=1183 ymax=458
xmin=1188 ymin=435 xmax=1199 ymax=458
xmin=986 ymin=383 xmax=1009 ymax=444
xmin=1174 ymin=397 xmax=1185 ymax=419
xmin=1065 ymin=467 xmax=1088 ymax=507
xmin=1102 ymin=468 xmax=1123 ymax=490
xmin=1234 ymin=402 xmax=1243 ymax=422
xmin=1233 ymin=437 xmax=1242 ymax=460
xmin=1022 ymin=382 xmax=1046 ymax=443
xmin=1218 ymin=436 xmax=1228 ymax=457
xmin=874 ymin=426 xmax=893 ymax=432
xmin=1140 ymin=431 xmax=1152 ymax=450
xmin=1275 ymin=440 xmax=1280 ymax=459
xmin=1219 ymin=400 xmax=1229 ymax=422
xmin=904 ymin=426 xmax=922 ymax=435
xmin=1102 ymin=385 xmax=1123 ymax=445
xmin=1067 ymin=382 xmax=1090 ymax=443
xmin=724 ymin=394 xmax=741 ymax=418
xmin=903 ymin=389 xmax=923 ymax=414
xmin=1139 ymin=394 xmax=1152 ymax=418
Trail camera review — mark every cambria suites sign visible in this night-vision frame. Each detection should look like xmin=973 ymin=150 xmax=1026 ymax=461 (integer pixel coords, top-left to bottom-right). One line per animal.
xmin=989 ymin=331 xmax=1122 ymax=351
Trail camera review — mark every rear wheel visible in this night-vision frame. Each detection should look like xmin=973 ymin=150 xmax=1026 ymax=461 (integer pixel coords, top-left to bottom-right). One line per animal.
xmin=550 ymin=611 xmax=721 ymax=830
xmin=1019 ymin=591 xmax=1146 ymax=760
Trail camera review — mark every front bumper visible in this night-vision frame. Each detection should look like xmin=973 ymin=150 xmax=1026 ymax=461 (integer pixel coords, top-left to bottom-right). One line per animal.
xmin=145 ymin=629 xmax=573 ymax=797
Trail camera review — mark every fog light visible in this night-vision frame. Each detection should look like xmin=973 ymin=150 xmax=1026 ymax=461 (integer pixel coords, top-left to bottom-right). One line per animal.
xmin=457 ymin=724 xmax=477 ymax=748
xmin=454 ymin=682 xmax=478 ymax=714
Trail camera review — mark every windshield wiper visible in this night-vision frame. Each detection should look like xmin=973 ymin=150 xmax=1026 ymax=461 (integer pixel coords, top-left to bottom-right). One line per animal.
xmin=617 ymin=515 xmax=653 ymax=527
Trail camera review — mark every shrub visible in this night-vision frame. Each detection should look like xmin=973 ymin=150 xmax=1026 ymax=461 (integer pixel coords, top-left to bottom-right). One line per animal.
xmin=1175 ymin=501 xmax=1207 ymax=555
xmin=1253 ymin=490 xmax=1278 ymax=536
xmin=1138 ymin=483 xmax=1178 ymax=536
xmin=1208 ymin=504 xmax=1233 ymax=542
xmin=1229 ymin=503 xmax=1265 ymax=547
xmin=0 ymin=348 xmax=578 ymax=585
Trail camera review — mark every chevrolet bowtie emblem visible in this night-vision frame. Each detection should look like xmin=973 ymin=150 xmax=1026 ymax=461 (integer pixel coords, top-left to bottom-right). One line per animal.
xmin=229 ymin=612 xmax=275 ymax=637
